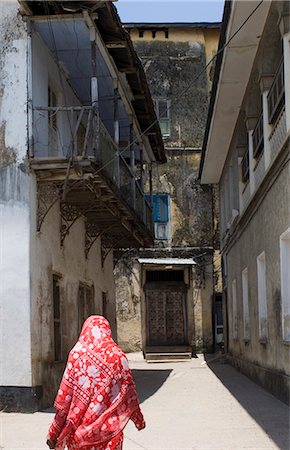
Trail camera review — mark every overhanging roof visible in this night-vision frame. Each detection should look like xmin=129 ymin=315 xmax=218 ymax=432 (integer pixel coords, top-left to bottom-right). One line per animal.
xmin=200 ymin=0 xmax=271 ymax=184
xmin=124 ymin=22 xmax=221 ymax=29
xmin=138 ymin=258 xmax=196 ymax=266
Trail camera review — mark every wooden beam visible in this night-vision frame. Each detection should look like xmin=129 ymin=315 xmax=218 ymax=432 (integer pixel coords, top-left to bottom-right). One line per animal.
xmin=106 ymin=42 xmax=127 ymax=49
xmin=118 ymin=67 xmax=138 ymax=74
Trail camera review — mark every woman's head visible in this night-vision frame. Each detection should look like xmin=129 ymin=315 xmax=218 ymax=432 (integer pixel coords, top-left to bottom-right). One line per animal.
xmin=79 ymin=315 xmax=113 ymax=348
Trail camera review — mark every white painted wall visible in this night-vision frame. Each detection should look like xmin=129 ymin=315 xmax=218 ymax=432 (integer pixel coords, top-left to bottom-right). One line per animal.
xmin=0 ymin=2 xmax=32 ymax=386
xmin=0 ymin=3 xmax=28 ymax=162
xmin=0 ymin=168 xmax=32 ymax=386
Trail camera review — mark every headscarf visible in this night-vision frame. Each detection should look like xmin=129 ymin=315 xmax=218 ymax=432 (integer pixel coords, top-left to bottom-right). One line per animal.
xmin=50 ymin=316 xmax=144 ymax=449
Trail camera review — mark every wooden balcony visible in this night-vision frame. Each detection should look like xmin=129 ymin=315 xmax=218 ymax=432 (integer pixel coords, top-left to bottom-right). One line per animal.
xmin=30 ymin=106 xmax=154 ymax=253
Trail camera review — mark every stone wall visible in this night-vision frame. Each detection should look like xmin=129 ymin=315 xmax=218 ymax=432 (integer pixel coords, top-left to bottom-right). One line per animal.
xmin=115 ymin=27 xmax=220 ymax=354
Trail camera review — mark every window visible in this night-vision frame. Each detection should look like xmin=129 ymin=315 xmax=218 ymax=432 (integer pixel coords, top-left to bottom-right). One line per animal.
xmin=280 ymin=228 xmax=290 ymax=341
xmin=78 ymin=284 xmax=94 ymax=333
xmin=53 ymin=275 xmax=62 ymax=362
xmin=232 ymin=279 xmax=238 ymax=340
xmin=152 ymin=194 xmax=169 ymax=222
xmin=252 ymin=112 xmax=264 ymax=160
xmin=148 ymin=193 xmax=170 ymax=240
xmin=242 ymin=268 xmax=250 ymax=341
xmin=267 ymin=58 xmax=285 ymax=125
xmin=102 ymin=292 xmax=108 ymax=319
xmin=215 ymin=294 xmax=224 ymax=344
xmin=257 ymin=252 xmax=268 ymax=341
xmin=48 ymin=85 xmax=58 ymax=153
xmin=154 ymin=99 xmax=171 ymax=137
xmin=241 ymin=150 xmax=249 ymax=183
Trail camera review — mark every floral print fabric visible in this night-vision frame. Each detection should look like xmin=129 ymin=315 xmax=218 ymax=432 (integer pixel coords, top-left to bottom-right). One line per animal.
xmin=47 ymin=316 xmax=145 ymax=450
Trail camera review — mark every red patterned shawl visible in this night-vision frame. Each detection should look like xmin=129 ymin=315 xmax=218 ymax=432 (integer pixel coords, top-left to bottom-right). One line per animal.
xmin=48 ymin=316 xmax=145 ymax=449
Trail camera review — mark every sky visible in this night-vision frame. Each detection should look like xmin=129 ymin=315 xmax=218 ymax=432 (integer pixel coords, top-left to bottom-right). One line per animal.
xmin=115 ymin=0 xmax=225 ymax=24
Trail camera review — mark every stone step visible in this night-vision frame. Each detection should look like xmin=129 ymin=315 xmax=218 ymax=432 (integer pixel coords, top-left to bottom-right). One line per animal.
xmin=145 ymin=352 xmax=192 ymax=362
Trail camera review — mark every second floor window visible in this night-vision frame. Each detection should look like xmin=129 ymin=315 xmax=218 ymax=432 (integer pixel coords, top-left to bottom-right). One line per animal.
xmin=48 ymin=85 xmax=58 ymax=153
xmin=150 ymin=193 xmax=170 ymax=240
xmin=155 ymin=99 xmax=171 ymax=138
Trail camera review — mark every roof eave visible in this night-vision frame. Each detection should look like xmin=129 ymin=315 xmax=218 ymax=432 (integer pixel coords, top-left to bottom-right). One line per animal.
xmin=200 ymin=0 xmax=271 ymax=185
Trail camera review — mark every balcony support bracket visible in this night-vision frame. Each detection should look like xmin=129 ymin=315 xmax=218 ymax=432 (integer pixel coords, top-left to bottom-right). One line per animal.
xmin=85 ymin=222 xmax=102 ymax=258
xmin=101 ymin=234 xmax=114 ymax=267
xmin=37 ymin=182 xmax=61 ymax=231
xmin=60 ymin=203 xmax=82 ymax=246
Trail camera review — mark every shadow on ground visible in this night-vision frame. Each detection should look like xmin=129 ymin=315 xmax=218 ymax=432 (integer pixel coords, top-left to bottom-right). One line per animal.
xmin=131 ymin=369 xmax=172 ymax=404
xmin=205 ymin=355 xmax=290 ymax=450
xmin=41 ymin=369 xmax=172 ymax=412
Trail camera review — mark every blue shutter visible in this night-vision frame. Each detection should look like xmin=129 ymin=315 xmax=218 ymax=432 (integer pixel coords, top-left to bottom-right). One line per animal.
xmin=145 ymin=194 xmax=170 ymax=223
xmin=153 ymin=194 xmax=169 ymax=222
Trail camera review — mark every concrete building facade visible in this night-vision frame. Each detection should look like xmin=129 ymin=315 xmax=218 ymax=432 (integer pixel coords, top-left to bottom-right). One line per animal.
xmin=0 ymin=1 xmax=165 ymax=411
xmin=115 ymin=23 xmax=221 ymax=358
xmin=200 ymin=0 xmax=290 ymax=403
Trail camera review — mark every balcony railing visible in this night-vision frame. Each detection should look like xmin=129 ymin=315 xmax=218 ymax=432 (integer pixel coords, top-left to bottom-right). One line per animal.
xmin=32 ymin=105 xmax=153 ymax=234
xmin=252 ymin=112 xmax=264 ymax=160
xmin=267 ymin=59 xmax=285 ymax=125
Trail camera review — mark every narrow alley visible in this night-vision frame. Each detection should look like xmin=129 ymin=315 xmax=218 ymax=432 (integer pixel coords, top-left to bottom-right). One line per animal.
xmin=1 ymin=355 xmax=289 ymax=450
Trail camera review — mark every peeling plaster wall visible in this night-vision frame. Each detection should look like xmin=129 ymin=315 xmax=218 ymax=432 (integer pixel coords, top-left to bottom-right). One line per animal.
xmin=135 ymin=40 xmax=208 ymax=148
xmin=30 ymin=187 xmax=116 ymax=406
xmin=155 ymin=152 xmax=213 ymax=247
xmin=29 ymin=30 xmax=116 ymax=407
xmin=0 ymin=4 xmax=117 ymax=410
xmin=0 ymin=2 xmax=31 ymax=386
xmin=115 ymin=27 xmax=219 ymax=354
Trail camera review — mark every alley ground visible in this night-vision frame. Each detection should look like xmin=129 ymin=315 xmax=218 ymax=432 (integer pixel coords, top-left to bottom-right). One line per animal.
xmin=1 ymin=354 xmax=289 ymax=450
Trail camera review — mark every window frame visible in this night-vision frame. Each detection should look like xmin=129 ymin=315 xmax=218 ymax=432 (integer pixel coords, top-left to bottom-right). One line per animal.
xmin=232 ymin=279 xmax=238 ymax=340
xmin=257 ymin=251 xmax=268 ymax=342
xmin=242 ymin=267 xmax=250 ymax=341
xmin=52 ymin=274 xmax=62 ymax=363
xmin=78 ymin=282 xmax=94 ymax=333
xmin=280 ymin=228 xmax=290 ymax=343
xmin=154 ymin=98 xmax=171 ymax=138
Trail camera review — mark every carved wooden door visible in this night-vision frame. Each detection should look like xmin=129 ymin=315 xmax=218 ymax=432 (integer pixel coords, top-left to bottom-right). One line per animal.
xmin=146 ymin=284 xmax=186 ymax=346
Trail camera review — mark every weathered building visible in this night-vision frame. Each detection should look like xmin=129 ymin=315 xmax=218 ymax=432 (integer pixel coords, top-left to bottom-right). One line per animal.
xmin=0 ymin=1 xmax=165 ymax=411
xmin=115 ymin=23 xmax=221 ymax=358
xmin=200 ymin=0 xmax=290 ymax=403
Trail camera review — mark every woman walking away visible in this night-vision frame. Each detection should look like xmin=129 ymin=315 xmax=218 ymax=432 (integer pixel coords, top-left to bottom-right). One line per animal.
xmin=47 ymin=315 xmax=145 ymax=450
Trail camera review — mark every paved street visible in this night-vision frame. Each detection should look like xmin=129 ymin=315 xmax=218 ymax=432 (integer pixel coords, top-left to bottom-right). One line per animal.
xmin=1 ymin=354 xmax=289 ymax=450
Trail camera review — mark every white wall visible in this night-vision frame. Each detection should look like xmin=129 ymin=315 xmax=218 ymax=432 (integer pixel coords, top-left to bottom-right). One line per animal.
xmin=0 ymin=2 xmax=32 ymax=386
xmin=0 ymin=168 xmax=32 ymax=386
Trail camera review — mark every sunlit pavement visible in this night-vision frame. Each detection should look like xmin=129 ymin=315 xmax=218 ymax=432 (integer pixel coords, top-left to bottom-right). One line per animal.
xmin=1 ymin=354 xmax=289 ymax=450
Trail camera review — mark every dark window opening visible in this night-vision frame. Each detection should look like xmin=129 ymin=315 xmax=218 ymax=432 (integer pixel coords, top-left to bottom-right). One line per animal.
xmin=146 ymin=270 xmax=184 ymax=282
xmin=78 ymin=284 xmax=94 ymax=333
xmin=154 ymin=99 xmax=171 ymax=137
xmin=53 ymin=275 xmax=62 ymax=362
xmin=102 ymin=292 xmax=108 ymax=318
